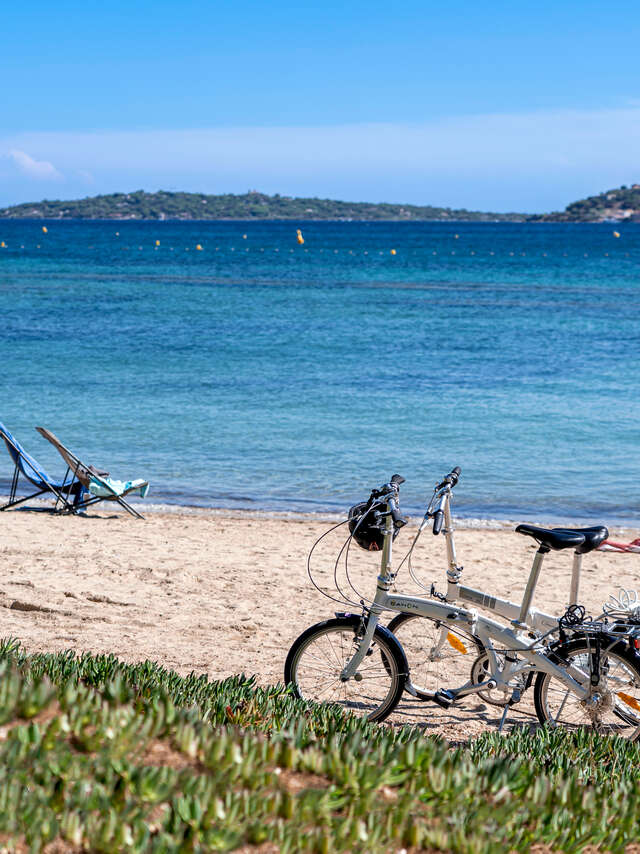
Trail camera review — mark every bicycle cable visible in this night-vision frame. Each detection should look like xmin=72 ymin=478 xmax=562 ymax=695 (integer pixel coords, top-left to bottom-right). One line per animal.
xmin=341 ymin=498 xmax=391 ymax=608
xmin=397 ymin=485 xmax=441 ymax=592
xmin=307 ymin=502 xmax=384 ymax=608
xmin=342 ymin=526 xmax=376 ymax=608
xmin=307 ymin=483 xmax=437 ymax=609
xmin=306 ymin=519 xmax=356 ymax=607
xmin=341 ymin=483 xmax=442 ymax=604
xmin=403 ymin=515 xmax=432 ymax=591
xmin=333 ymin=528 xmax=366 ymax=608
xmin=342 ymin=496 xmax=431 ymax=607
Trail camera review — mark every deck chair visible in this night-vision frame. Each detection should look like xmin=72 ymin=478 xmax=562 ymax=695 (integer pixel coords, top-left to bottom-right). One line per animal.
xmin=36 ymin=427 xmax=148 ymax=519
xmin=0 ymin=421 xmax=87 ymax=512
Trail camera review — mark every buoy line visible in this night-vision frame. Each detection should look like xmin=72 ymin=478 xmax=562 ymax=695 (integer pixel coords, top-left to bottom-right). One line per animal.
xmin=0 ymin=241 xmax=636 ymax=258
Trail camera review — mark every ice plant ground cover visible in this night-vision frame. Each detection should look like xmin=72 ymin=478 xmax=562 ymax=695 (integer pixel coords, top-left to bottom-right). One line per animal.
xmin=1 ymin=639 xmax=640 ymax=852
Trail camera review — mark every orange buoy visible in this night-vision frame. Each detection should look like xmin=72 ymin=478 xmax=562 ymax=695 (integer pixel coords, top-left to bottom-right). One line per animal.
xmin=196 ymin=244 xmax=203 ymax=251
xmin=390 ymin=248 xmax=397 ymax=255
xmin=296 ymin=229 xmax=304 ymax=245
xmin=613 ymin=231 xmax=621 ymax=238
xmin=42 ymin=226 xmax=48 ymax=233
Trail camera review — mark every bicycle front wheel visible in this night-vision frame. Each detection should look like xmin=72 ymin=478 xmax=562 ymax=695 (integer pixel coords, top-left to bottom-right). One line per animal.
xmin=387 ymin=612 xmax=483 ymax=700
xmin=534 ymin=638 xmax=640 ymax=741
xmin=284 ymin=617 xmax=407 ymax=722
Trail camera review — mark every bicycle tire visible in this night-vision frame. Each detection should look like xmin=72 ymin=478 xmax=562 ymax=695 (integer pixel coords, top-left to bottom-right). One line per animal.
xmin=284 ymin=616 xmax=408 ymax=722
xmin=533 ymin=636 xmax=640 ymax=741
xmin=387 ymin=612 xmax=483 ymax=701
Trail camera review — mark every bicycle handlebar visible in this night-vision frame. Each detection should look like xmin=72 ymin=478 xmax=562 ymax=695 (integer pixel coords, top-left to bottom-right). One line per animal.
xmin=370 ymin=475 xmax=408 ymax=528
xmin=436 ymin=466 xmax=461 ymax=491
xmin=430 ymin=466 xmax=461 ymax=534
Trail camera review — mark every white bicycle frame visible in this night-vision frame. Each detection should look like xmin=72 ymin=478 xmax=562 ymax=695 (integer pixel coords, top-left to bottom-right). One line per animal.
xmin=433 ymin=486 xmax=584 ymax=634
xmin=340 ymin=497 xmax=590 ymax=705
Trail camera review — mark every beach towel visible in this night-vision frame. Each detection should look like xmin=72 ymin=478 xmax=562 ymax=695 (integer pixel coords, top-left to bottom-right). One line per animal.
xmin=598 ymin=537 xmax=640 ymax=553
xmin=88 ymin=476 xmax=150 ymax=500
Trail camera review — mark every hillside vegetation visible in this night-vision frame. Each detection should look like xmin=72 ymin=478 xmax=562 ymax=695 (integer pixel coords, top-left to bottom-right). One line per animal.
xmin=3 ymin=186 xmax=640 ymax=223
xmin=537 ymin=184 xmax=640 ymax=222
xmin=2 ymin=639 xmax=640 ymax=853
xmin=0 ymin=190 xmax=525 ymax=222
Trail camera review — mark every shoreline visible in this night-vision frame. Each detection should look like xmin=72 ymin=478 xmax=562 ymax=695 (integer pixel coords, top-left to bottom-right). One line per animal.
xmin=2 ymin=216 xmax=638 ymax=224
xmin=137 ymin=502 xmax=640 ymax=534
xmin=6 ymin=495 xmax=639 ymax=534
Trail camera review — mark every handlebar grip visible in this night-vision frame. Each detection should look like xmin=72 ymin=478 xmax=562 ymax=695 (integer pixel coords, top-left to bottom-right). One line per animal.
xmin=390 ymin=504 xmax=408 ymax=528
xmin=388 ymin=495 xmax=408 ymax=528
xmin=432 ymin=509 xmax=444 ymax=535
xmin=436 ymin=466 xmax=461 ymax=490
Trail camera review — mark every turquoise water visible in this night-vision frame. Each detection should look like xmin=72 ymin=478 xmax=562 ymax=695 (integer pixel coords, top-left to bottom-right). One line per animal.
xmin=1 ymin=220 xmax=639 ymax=523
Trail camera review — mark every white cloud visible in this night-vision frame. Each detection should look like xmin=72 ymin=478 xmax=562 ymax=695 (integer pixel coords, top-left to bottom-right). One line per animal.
xmin=2 ymin=106 xmax=640 ymax=210
xmin=6 ymin=149 xmax=62 ymax=180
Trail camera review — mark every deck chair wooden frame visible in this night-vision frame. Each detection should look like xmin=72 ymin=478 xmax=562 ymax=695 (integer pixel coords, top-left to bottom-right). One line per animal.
xmin=36 ymin=427 xmax=145 ymax=520
xmin=0 ymin=424 xmax=84 ymax=513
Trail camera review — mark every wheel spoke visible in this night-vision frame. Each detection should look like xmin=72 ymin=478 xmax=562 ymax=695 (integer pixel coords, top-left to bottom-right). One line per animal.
xmin=537 ymin=642 xmax=640 ymax=741
xmin=289 ymin=624 xmax=401 ymax=722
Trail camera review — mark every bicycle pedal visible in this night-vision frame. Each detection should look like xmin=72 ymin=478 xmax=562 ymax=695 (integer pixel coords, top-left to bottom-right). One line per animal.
xmin=433 ymin=689 xmax=456 ymax=709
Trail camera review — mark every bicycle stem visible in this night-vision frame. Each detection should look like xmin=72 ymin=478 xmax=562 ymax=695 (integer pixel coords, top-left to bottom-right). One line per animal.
xmin=442 ymin=489 xmax=462 ymax=579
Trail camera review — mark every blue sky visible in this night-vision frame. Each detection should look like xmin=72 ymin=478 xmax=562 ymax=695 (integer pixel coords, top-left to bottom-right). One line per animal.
xmin=1 ymin=0 xmax=639 ymax=211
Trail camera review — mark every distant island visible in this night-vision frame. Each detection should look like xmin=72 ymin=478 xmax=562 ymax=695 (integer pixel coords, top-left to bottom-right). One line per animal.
xmin=1 ymin=185 xmax=639 ymax=222
xmin=532 ymin=184 xmax=640 ymax=223
xmin=0 ymin=190 xmax=525 ymax=222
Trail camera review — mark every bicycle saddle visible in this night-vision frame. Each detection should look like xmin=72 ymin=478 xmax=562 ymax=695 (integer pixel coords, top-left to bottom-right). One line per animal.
xmin=515 ymin=524 xmax=585 ymax=551
xmin=551 ymin=526 xmax=609 ymax=554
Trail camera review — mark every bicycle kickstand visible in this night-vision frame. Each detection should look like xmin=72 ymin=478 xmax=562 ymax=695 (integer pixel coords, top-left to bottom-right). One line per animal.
xmin=497 ymin=688 xmax=522 ymax=733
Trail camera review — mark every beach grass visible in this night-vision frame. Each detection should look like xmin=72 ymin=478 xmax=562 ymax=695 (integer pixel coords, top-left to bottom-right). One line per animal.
xmin=1 ymin=638 xmax=640 ymax=853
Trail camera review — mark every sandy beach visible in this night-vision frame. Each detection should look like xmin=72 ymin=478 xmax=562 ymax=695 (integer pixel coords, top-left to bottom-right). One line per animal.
xmin=1 ymin=505 xmax=639 ymax=740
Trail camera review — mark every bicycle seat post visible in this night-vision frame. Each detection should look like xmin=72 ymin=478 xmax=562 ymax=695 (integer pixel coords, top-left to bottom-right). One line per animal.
xmin=513 ymin=545 xmax=549 ymax=629
xmin=569 ymin=550 xmax=582 ymax=606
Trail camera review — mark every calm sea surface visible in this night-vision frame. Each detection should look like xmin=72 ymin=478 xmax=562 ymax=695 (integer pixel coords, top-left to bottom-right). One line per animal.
xmin=1 ymin=220 xmax=639 ymax=524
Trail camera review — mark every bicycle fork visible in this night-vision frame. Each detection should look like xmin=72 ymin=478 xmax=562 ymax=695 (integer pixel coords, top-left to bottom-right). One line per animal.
xmin=339 ymin=611 xmax=381 ymax=680
xmin=340 ymin=508 xmax=395 ymax=683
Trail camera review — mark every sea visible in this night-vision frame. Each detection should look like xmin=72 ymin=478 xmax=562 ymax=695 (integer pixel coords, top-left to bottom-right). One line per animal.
xmin=1 ymin=219 xmax=639 ymax=526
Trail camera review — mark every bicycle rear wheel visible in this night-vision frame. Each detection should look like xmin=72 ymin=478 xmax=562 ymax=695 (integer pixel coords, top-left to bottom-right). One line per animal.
xmin=534 ymin=637 xmax=640 ymax=741
xmin=387 ymin=612 xmax=483 ymax=700
xmin=284 ymin=616 xmax=407 ymax=722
